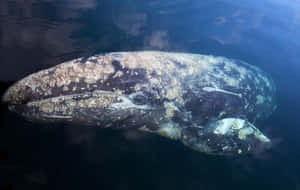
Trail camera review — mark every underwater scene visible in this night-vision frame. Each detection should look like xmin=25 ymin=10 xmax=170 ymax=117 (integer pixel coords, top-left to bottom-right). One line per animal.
xmin=0 ymin=0 xmax=299 ymax=189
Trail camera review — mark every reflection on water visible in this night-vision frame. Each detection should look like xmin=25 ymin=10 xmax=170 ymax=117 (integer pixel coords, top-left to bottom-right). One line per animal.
xmin=1 ymin=0 xmax=300 ymax=81
xmin=1 ymin=0 xmax=300 ymax=189
xmin=0 ymin=0 xmax=99 ymax=80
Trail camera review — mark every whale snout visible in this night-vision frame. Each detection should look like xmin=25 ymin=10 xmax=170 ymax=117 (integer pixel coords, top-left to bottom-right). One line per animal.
xmin=1 ymin=69 xmax=156 ymax=126
xmin=2 ymin=82 xmax=34 ymax=106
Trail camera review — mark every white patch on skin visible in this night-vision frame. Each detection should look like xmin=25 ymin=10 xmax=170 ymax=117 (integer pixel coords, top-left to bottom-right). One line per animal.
xmin=254 ymin=130 xmax=270 ymax=142
xmin=214 ymin=118 xmax=245 ymax=135
xmin=164 ymin=101 xmax=179 ymax=118
xmin=111 ymin=96 xmax=151 ymax=110
xmin=139 ymin=122 xmax=181 ymax=140
xmin=218 ymin=111 xmax=226 ymax=117
xmin=238 ymin=127 xmax=254 ymax=140
xmin=225 ymin=77 xmax=239 ymax=86
xmin=214 ymin=118 xmax=270 ymax=142
xmin=256 ymin=95 xmax=264 ymax=104
xmin=222 ymin=145 xmax=231 ymax=151
xmin=247 ymin=122 xmax=270 ymax=143
xmin=203 ymin=86 xmax=242 ymax=98
xmin=157 ymin=122 xmax=181 ymax=140
xmin=42 ymin=115 xmax=73 ymax=119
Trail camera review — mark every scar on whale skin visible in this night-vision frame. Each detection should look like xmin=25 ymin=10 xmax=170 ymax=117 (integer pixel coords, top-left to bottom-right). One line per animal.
xmin=202 ymin=86 xmax=242 ymax=98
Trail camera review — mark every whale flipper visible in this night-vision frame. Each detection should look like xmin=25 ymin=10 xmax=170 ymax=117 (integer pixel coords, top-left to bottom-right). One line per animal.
xmin=180 ymin=118 xmax=270 ymax=155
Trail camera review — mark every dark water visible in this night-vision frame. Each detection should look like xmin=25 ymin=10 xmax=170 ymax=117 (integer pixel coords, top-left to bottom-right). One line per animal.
xmin=0 ymin=0 xmax=300 ymax=189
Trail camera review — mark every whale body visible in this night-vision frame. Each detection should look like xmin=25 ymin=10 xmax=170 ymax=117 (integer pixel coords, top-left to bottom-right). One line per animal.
xmin=2 ymin=51 xmax=276 ymax=155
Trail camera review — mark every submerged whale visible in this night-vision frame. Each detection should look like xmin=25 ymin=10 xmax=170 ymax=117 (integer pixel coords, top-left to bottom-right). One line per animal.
xmin=2 ymin=51 xmax=276 ymax=155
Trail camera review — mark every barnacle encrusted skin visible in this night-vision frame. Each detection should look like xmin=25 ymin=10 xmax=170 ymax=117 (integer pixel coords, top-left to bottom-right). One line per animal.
xmin=6 ymin=51 xmax=276 ymax=125
xmin=114 ymin=51 xmax=276 ymax=123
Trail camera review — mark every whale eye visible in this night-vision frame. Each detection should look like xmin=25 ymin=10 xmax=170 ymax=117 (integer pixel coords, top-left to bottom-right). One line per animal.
xmin=132 ymin=94 xmax=148 ymax=105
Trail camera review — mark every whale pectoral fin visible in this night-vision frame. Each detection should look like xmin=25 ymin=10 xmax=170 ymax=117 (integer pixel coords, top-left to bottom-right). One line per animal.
xmin=179 ymin=118 xmax=270 ymax=155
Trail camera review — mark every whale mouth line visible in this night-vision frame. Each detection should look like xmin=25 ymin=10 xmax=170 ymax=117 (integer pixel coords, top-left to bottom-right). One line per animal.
xmin=4 ymin=88 xmax=154 ymax=122
xmin=3 ymin=90 xmax=116 ymax=124
xmin=2 ymin=85 xmax=117 ymax=105
xmin=3 ymin=88 xmax=117 ymax=118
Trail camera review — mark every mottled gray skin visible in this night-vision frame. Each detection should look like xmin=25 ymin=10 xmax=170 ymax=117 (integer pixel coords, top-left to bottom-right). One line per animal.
xmin=2 ymin=51 xmax=276 ymax=155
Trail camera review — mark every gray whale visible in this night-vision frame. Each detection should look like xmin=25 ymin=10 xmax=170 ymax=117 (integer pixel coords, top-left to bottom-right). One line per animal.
xmin=2 ymin=51 xmax=276 ymax=155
